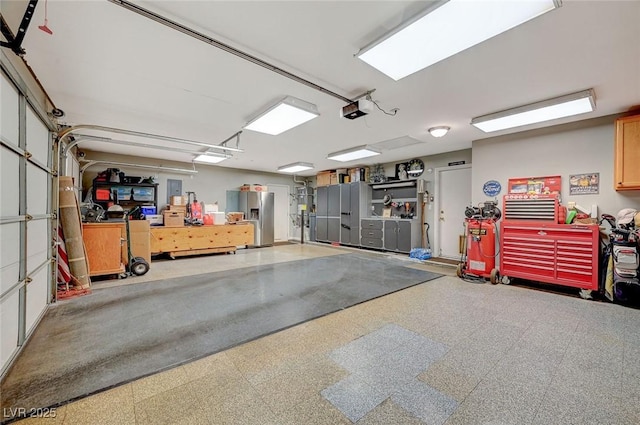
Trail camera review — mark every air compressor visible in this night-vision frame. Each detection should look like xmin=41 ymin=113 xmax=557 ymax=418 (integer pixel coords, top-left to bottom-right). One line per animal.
xmin=457 ymin=201 xmax=502 ymax=284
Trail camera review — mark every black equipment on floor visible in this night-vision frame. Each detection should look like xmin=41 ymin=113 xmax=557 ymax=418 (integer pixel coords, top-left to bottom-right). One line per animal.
xmin=124 ymin=207 xmax=150 ymax=276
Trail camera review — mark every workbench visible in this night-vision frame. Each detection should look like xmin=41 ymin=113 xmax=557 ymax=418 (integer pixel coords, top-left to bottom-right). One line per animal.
xmin=150 ymin=223 xmax=254 ymax=259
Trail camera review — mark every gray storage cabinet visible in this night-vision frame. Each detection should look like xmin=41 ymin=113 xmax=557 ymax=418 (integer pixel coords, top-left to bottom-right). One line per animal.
xmin=316 ymin=185 xmax=340 ymax=243
xmin=316 ymin=182 xmax=370 ymax=245
xmin=361 ymin=219 xmax=384 ymax=249
xmin=316 ymin=186 xmax=328 ymax=242
xmin=383 ymin=220 xmax=413 ymax=253
xmin=340 ymin=182 xmax=371 ymax=245
xmin=327 ymin=185 xmax=340 ymax=243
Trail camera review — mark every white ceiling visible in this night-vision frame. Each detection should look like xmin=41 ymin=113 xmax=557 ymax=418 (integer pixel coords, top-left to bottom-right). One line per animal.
xmin=2 ymin=0 xmax=639 ymax=176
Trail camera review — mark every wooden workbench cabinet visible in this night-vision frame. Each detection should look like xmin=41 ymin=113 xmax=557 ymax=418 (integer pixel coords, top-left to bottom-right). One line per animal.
xmin=82 ymin=223 xmax=125 ymax=276
xmin=150 ymin=223 xmax=254 ymax=258
xmin=82 ymin=221 xmax=151 ymax=276
xmin=615 ymin=114 xmax=640 ymax=190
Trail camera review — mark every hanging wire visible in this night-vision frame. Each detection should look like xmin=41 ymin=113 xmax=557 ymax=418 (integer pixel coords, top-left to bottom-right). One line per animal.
xmin=366 ymin=93 xmax=399 ymax=116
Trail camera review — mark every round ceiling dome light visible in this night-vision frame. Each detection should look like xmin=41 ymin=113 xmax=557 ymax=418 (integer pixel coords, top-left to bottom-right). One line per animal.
xmin=428 ymin=126 xmax=450 ymax=138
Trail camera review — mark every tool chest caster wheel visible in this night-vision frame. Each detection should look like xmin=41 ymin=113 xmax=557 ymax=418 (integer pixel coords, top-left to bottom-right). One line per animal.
xmin=578 ymin=289 xmax=593 ymax=300
xmin=501 ymin=275 xmax=511 ymax=285
xmin=490 ymin=268 xmax=500 ymax=285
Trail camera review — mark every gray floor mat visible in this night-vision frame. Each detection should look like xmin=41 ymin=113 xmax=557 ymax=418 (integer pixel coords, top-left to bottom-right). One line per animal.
xmin=0 ymin=253 xmax=441 ymax=421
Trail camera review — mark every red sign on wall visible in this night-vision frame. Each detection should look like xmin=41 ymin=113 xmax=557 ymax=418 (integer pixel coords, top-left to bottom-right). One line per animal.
xmin=508 ymin=175 xmax=561 ymax=195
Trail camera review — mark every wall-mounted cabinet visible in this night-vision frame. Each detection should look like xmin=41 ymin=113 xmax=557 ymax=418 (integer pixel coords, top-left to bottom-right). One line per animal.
xmin=615 ymin=114 xmax=640 ymax=191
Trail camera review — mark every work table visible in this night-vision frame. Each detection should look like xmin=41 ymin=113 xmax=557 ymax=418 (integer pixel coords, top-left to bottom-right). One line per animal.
xmin=150 ymin=223 xmax=254 ymax=259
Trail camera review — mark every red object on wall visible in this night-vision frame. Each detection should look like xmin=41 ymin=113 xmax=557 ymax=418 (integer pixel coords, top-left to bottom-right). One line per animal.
xmin=465 ymin=219 xmax=498 ymax=278
xmin=507 ymin=175 xmax=561 ymax=195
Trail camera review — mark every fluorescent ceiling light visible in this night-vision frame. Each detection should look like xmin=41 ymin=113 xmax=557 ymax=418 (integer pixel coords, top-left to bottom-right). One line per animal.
xmin=428 ymin=126 xmax=450 ymax=138
xmin=244 ymin=96 xmax=319 ymax=135
xmin=327 ymin=145 xmax=380 ymax=162
xmin=277 ymin=162 xmax=314 ymax=173
xmin=193 ymin=152 xmax=231 ymax=164
xmin=357 ymin=0 xmax=561 ymax=81
xmin=471 ymin=89 xmax=595 ymax=133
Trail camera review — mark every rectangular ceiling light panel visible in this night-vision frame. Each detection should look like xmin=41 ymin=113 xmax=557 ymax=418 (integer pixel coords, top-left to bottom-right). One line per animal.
xmin=244 ymin=96 xmax=319 ymax=135
xmin=327 ymin=145 xmax=380 ymax=162
xmin=277 ymin=162 xmax=314 ymax=173
xmin=194 ymin=153 xmax=230 ymax=164
xmin=358 ymin=0 xmax=560 ymax=81
xmin=471 ymin=89 xmax=595 ymax=133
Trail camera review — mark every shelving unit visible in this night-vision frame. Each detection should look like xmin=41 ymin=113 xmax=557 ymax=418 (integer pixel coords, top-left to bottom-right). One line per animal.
xmin=92 ymin=180 xmax=158 ymax=212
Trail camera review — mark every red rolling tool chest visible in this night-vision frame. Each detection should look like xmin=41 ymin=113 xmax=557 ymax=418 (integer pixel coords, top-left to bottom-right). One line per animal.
xmin=499 ymin=222 xmax=599 ymax=291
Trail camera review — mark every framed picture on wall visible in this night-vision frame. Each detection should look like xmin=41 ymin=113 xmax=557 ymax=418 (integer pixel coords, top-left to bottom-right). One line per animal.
xmin=395 ymin=162 xmax=409 ymax=180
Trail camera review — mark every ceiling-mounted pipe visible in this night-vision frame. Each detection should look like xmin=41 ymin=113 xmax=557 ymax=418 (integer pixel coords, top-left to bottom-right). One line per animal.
xmin=64 ymin=134 xmax=225 ymax=158
xmin=58 ymin=125 xmax=243 ymax=153
xmin=80 ymin=159 xmax=197 ymax=176
xmin=107 ymin=0 xmax=354 ymax=104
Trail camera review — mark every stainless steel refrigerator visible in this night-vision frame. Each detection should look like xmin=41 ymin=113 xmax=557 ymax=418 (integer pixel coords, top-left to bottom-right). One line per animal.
xmin=238 ymin=191 xmax=274 ymax=247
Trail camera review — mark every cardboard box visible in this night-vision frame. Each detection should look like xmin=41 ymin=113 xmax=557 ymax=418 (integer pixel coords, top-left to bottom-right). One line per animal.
xmin=163 ymin=211 xmax=184 ymax=227
xmin=240 ymin=184 xmax=267 ymax=192
xmin=128 ymin=220 xmax=151 ymax=263
xmin=167 ymin=204 xmax=187 ymax=213
xmin=316 ymin=171 xmax=332 ymax=187
xmin=226 ymin=212 xmax=244 ymax=222
xmin=329 ymin=173 xmax=338 ymax=185
xmin=145 ymin=214 xmax=163 ymax=226
xmin=170 ymin=195 xmax=186 ymax=205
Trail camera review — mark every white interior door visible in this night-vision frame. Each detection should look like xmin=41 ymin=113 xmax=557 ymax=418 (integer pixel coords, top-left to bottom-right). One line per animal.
xmin=267 ymin=184 xmax=290 ymax=242
xmin=435 ymin=164 xmax=472 ymax=259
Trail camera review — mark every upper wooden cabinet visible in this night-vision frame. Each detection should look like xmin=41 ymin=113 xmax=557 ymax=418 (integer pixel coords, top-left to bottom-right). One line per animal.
xmin=615 ymin=114 xmax=640 ymax=191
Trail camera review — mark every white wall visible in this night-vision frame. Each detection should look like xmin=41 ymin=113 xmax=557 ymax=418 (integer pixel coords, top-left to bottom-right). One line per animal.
xmin=472 ymin=114 xmax=640 ymax=217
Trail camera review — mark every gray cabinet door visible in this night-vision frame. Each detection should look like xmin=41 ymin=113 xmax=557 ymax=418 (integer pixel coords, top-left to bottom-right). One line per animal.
xmin=327 ymin=218 xmax=340 ymax=243
xmin=317 ymin=186 xmax=328 ymax=216
xmin=328 ymin=185 xmax=340 ymax=217
xmin=340 ymin=184 xmax=351 ymax=244
xmin=316 ymin=218 xmax=328 ymax=242
xmin=397 ymin=221 xmax=412 ymax=253
xmin=349 ymin=183 xmax=360 ymax=244
xmin=384 ymin=221 xmax=397 ymax=251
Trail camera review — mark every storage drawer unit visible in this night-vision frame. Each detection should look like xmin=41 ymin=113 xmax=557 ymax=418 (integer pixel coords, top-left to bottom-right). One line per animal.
xmin=361 ymin=237 xmax=383 ymax=249
xmin=361 ymin=228 xmax=383 ymax=239
xmin=500 ymin=222 xmax=599 ymax=291
xmin=360 ymin=219 xmax=384 ymax=249
xmin=361 ymin=220 xmax=383 ymax=230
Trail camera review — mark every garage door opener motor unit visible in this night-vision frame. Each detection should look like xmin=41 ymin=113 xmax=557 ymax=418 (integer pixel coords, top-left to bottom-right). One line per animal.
xmin=457 ymin=201 xmax=502 ymax=283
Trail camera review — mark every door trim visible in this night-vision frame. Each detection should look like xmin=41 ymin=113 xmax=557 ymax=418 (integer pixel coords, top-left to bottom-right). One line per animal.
xmin=433 ymin=163 xmax=471 ymax=259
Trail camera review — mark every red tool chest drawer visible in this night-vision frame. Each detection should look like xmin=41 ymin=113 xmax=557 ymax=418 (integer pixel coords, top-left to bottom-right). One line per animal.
xmin=500 ymin=222 xmax=599 ymax=291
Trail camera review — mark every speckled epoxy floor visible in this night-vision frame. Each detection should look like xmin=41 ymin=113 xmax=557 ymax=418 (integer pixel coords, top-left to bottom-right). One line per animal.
xmin=6 ymin=243 xmax=640 ymax=425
